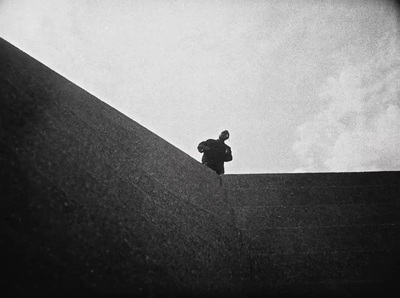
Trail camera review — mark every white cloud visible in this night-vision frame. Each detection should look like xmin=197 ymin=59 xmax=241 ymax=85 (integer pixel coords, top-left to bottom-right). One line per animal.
xmin=293 ymin=28 xmax=400 ymax=172
xmin=325 ymin=105 xmax=400 ymax=171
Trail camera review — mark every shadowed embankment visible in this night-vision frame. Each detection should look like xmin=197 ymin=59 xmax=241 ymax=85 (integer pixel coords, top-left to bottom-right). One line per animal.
xmin=1 ymin=38 xmax=399 ymax=297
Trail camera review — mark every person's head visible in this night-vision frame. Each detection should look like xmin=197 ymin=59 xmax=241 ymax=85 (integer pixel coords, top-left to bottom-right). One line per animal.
xmin=219 ymin=130 xmax=230 ymax=141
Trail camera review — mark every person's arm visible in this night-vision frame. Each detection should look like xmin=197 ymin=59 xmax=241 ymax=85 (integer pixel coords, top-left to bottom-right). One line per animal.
xmin=224 ymin=146 xmax=233 ymax=161
xmin=197 ymin=141 xmax=210 ymax=153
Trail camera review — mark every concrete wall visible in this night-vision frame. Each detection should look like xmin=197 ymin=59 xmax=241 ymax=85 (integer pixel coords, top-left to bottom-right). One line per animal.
xmin=1 ymin=38 xmax=399 ymax=297
xmin=223 ymin=173 xmax=400 ymax=296
xmin=0 ymin=38 xmax=242 ymax=297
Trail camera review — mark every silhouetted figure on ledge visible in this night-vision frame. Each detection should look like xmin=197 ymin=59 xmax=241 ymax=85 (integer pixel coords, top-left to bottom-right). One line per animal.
xmin=197 ymin=130 xmax=233 ymax=175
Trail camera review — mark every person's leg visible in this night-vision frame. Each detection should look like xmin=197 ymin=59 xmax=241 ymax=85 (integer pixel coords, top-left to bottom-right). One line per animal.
xmin=204 ymin=162 xmax=217 ymax=172
xmin=204 ymin=162 xmax=223 ymax=175
xmin=215 ymin=164 xmax=224 ymax=175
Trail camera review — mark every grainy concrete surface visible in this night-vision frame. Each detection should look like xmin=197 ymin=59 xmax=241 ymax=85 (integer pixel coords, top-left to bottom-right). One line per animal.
xmin=1 ymin=38 xmax=399 ymax=297
xmin=0 ymin=38 xmax=242 ymax=297
xmin=222 ymin=173 xmax=400 ymax=296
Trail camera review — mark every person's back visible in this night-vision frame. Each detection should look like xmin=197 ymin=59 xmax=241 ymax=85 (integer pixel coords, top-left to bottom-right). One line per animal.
xmin=197 ymin=130 xmax=232 ymax=175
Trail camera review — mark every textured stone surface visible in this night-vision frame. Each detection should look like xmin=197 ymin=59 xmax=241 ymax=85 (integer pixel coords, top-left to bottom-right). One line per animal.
xmin=0 ymin=38 xmax=242 ymax=297
xmin=223 ymin=173 xmax=400 ymax=296
xmin=1 ymin=38 xmax=399 ymax=297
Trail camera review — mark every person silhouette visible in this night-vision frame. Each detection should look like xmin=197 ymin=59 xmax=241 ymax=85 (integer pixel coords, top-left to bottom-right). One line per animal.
xmin=197 ymin=130 xmax=233 ymax=175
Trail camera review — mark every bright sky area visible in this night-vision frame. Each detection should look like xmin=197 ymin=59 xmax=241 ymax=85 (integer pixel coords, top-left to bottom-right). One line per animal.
xmin=1 ymin=0 xmax=399 ymax=174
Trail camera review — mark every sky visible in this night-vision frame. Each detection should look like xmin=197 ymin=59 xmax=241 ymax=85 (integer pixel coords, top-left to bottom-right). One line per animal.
xmin=1 ymin=0 xmax=399 ymax=174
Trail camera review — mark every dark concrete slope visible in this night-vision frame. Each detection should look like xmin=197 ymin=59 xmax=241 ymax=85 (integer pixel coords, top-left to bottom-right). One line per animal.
xmin=2 ymin=37 xmax=399 ymax=297
xmin=0 ymin=38 xmax=241 ymax=296
xmin=223 ymin=172 xmax=400 ymax=296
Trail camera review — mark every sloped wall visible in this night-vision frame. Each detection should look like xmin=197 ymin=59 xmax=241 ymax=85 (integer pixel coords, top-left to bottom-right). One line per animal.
xmin=2 ymin=38 xmax=399 ymax=297
xmin=0 ymin=38 xmax=242 ymax=296
xmin=222 ymin=172 xmax=400 ymax=296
